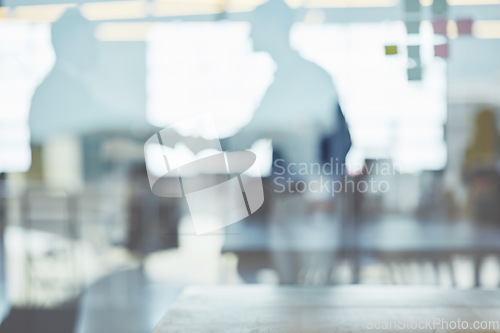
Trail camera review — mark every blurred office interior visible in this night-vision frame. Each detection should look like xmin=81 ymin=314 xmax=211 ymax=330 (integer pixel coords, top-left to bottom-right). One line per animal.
xmin=1 ymin=0 xmax=500 ymax=331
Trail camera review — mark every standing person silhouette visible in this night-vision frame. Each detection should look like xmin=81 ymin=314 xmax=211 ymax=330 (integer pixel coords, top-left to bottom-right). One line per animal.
xmin=29 ymin=9 xmax=100 ymax=143
xmin=30 ymin=8 xmax=150 ymax=144
xmin=227 ymin=0 xmax=351 ymax=284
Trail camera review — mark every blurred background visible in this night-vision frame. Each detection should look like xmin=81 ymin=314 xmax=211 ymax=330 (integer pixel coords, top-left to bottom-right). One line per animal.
xmin=1 ymin=0 xmax=500 ymax=331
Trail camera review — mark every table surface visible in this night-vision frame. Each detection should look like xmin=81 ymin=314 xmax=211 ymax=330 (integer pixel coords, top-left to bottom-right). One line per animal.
xmin=154 ymin=285 xmax=500 ymax=332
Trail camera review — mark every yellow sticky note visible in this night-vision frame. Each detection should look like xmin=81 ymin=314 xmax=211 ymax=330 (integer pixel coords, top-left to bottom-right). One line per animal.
xmin=385 ymin=45 xmax=398 ymax=55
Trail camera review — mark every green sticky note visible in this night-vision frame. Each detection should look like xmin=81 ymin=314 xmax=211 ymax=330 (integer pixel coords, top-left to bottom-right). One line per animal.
xmin=407 ymin=45 xmax=420 ymax=60
xmin=405 ymin=0 xmax=420 ymax=12
xmin=405 ymin=20 xmax=420 ymax=34
xmin=432 ymin=0 xmax=448 ymax=15
xmin=408 ymin=66 xmax=422 ymax=81
xmin=385 ymin=45 xmax=398 ymax=55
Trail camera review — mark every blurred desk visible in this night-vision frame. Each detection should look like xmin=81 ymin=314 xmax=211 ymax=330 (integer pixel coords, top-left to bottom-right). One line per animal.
xmin=154 ymin=285 xmax=500 ymax=332
xmin=223 ymin=217 xmax=500 ymax=253
xmin=222 ymin=217 xmax=500 ymax=286
xmin=358 ymin=218 xmax=500 ymax=254
xmin=358 ymin=218 xmax=500 ymax=286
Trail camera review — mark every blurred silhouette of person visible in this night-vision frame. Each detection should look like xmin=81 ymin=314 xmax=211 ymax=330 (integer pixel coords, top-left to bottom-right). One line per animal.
xmin=127 ymin=164 xmax=180 ymax=264
xmin=30 ymin=9 xmax=100 ymax=143
xmin=30 ymin=8 xmax=149 ymax=144
xmin=230 ymin=0 xmax=338 ymax=165
xmin=226 ymin=0 xmax=350 ymax=284
xmin=464 ymin=109 xmax=499 ymax=171
xmin=463 ymin=108 xmax=500 ymax=224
